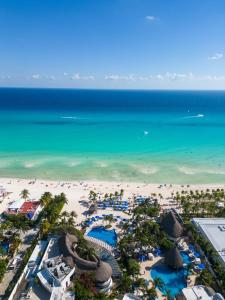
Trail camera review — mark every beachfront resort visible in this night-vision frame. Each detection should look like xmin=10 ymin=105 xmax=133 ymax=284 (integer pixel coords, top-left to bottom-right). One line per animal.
xmin=0 ymin=180 xmax=225 ymax=300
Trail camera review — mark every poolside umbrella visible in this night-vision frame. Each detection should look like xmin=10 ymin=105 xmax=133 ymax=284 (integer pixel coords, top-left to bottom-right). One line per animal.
xmin=161 ymin=210 xmax=183 ymax=239
xmin=198 ymin=263 xmax=205 ymax=270
xmin=188 ymin=244 xmax=195 ymax=251
xmin=165 ymin=246 xmax=183 ymax=270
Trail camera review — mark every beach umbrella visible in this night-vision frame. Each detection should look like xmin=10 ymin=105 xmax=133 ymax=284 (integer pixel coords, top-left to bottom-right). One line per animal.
xmin=198 ymin=263 xmax=205 ymax=270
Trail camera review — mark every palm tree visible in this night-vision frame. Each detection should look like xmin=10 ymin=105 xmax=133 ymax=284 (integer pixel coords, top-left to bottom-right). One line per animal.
xmin=70 ymin=210 xmax=77 ymax=219
xmin=165 ymin=288 xmax=172 ymax=300
xmin=144 ymin=287 xmax=157 ymax=300
xmin=20 ymin=189 xmax=29 ymax=201
xmin=120 ymin=189 xmax=124 ymax=200
xmin=40 ymin=192 xmax=52 ymax=207
xmin=153 ymin=277 xmax=164 ymax=291
xmin=40 ymin=219 xmax=51 ymax=236
xmin=118 ymin=273 xmax=133 ymax=293
xmin=104 ymin=215 xmax=114 ymax=226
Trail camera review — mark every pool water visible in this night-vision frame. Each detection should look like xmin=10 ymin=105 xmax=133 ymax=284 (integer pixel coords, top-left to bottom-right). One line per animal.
xmin=151 ymin=264 xmax=187 ymax=299
xmin=87 ymin=226 xmax=117 ymax=247
xmin=151 ymin=251 xmax=190 ymax=298
xmin=180 ymin=251 xmax=192 ymax=265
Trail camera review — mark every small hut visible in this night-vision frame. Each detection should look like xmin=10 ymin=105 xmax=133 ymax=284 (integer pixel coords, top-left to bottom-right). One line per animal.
xmin=161 ymin=210 xmax=183 ymax=240
xmin=165 ymin=246 xmax=183 ymax=270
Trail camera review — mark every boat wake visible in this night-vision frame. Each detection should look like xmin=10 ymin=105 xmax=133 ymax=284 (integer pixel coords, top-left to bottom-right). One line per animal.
xmin=60 ymin=116 xmax=78 ymax=120
xmin=182 ymin=114 xmax=204 ymax=119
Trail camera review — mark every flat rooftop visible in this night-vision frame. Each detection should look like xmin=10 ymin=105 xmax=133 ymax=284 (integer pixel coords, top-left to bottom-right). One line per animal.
xmin=192 ymin=218 xmax=225 ymax=266
xmin=182 ymin=285 xmax=212 ymax=300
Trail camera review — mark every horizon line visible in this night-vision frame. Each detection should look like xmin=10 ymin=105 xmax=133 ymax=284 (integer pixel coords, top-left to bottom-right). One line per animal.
xmin=0 ymin=86 xmax=225 ymax=92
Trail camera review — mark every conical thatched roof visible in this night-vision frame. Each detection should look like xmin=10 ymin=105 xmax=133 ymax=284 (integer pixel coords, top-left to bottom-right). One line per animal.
xmin=94 ymin=260 xmax=112 ymax=283
xmin=175 ymin=294 xmax=186 ymax=300
xmin=161 ymin=210 xmax=183 ymax=238
xmin=165 ymin=246 xmax=183 ymax=270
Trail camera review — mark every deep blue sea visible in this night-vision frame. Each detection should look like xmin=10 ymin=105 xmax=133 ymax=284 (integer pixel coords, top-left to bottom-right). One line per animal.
xmin=0 ymin=88 xmax=225 ymax=183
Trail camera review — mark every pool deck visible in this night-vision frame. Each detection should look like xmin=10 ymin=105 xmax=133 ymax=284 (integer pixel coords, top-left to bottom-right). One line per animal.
xmin=139 ymin=256 xmax=166 ymax=299
xmin=139 ymin=251 xmax=197 ymax=300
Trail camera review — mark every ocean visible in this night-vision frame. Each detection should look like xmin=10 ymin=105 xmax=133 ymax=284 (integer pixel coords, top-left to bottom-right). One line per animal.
xmin=0 ymin=88 xmax=225 ymax=183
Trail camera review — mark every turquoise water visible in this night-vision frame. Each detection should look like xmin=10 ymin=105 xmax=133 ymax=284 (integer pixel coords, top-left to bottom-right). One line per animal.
xmin=151 ymin=251 xmax=192 ymax=298
xmin=87 ymin=226 xmax=117 ymax=247
xmin=151 ymin=264 xmax=187 ymax=298
xmin=1 ymin=88 xmax=225 ymax=183
xmin=180 ymin=251 xmax=192 ymax=264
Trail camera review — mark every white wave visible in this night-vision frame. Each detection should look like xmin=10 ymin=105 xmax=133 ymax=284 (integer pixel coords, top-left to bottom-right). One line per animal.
xmin=178 ymin=166 xmax=225 ymax=175
xmin=111 ymin=171 xmax=120 ymax=179
xmin=178 ymin=166 xmax=197 ymax=175
xmin=66 ymin=161 xmax=81 ymax=167
xmin=205 ymin=169 xmax=225 ymax=175
xmin=24 ymin=162 xmax=38 ymax=168
xmin=132 ymin=164 xmax=158 ymax=175
xmin=97 ymin=162 xmax=108 ymax=168
xmin=22 ymin=159 xmax=48 ymax=169
xmin=140 ymin=167 xmax=158 ymax=175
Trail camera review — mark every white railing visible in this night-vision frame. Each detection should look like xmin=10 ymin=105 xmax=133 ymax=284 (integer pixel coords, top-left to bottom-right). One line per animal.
xmin=84 ymin=235 xmax=113 ymax=253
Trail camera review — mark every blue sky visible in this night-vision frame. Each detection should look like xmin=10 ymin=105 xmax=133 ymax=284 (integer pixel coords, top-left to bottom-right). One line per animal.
xmin=0 ymin=0 xmax=225 ymax=89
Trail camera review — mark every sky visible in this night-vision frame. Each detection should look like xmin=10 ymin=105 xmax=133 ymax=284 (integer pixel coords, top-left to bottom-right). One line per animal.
xmin=0 ymin=0 xmax=225 ymax=89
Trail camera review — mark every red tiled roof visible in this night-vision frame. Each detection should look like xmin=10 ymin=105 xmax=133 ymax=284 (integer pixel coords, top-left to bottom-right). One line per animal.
xmin=19 ymin=201 xmax=40 ymax=214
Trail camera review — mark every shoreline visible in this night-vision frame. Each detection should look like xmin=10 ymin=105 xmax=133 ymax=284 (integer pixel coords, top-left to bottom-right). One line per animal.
xmin=1 ymin=177 xmax=225 ymax=224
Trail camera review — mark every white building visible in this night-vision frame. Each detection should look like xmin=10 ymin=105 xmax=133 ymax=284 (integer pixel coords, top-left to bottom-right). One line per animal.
xmin=177 ymin=285 xmax=224 ymax=300
xmin=192 ymin=218 xmax=225 ymax=267
xmin=37 ymin=256 xmax=75 ymax=294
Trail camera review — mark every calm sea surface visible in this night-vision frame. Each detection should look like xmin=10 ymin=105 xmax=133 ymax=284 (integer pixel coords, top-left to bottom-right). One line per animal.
xmin=0 ymin=88 xmax=225 ymax=183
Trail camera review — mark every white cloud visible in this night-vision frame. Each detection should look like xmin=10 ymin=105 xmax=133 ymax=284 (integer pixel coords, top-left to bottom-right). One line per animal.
xmin=145 ymin=15 xmax=157 ymax=22
xmin=105 ymin=74 xmax=136 ymax=81
xmin=104 ymin=72 xmax=225 ymax=82
xmin=71 ymin=73 xmax=95 ymax=80
xmin=63 ymin=72 xmax=68 ymax=76
xmin=31 ymin=74 xmax=41 ymax=80
xmin=208 ymin=53 xmax=223 ymax=60
xmin=155 ymin=74 xmax=164 ymax=80
xmin=165 ymin=72 xmax=188 ymax=81
xmin=49 ymin=75 xmax=56 ymax=80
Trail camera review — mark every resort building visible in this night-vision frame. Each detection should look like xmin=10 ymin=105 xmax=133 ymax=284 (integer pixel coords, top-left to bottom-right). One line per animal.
xmin=32 ymin=233 xmax=116 ymax=299
xmin=58 ymin=233 xmax=113 ymax=293
xmin=37 ymin=256 xmax=75 ymax=296
xmin=161 ymin=210 xmax=183 ymax=241
xmin=192 ymin=218 xmax=225 ymax=267
xmin=176 ymin=285 xmax=225 ymax=300
xmin=4 ymin=199 xmax=42 ymax=220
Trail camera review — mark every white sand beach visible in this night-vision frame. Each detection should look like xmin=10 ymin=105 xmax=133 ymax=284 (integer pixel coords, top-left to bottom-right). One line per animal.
xmin=1 ymin=177 xmax=225 ymax=223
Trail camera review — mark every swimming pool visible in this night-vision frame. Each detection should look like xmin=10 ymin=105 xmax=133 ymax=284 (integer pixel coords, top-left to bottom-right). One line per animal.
xmin=87 ymin=226 xmax=117 ymax=247
xmin=151 ymin=264 xmax=187 ymax=299
xmin=180 ymin=251 xmax=192 ymax=265
xmin=150 ymin=251 xmax=190 ymax=298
